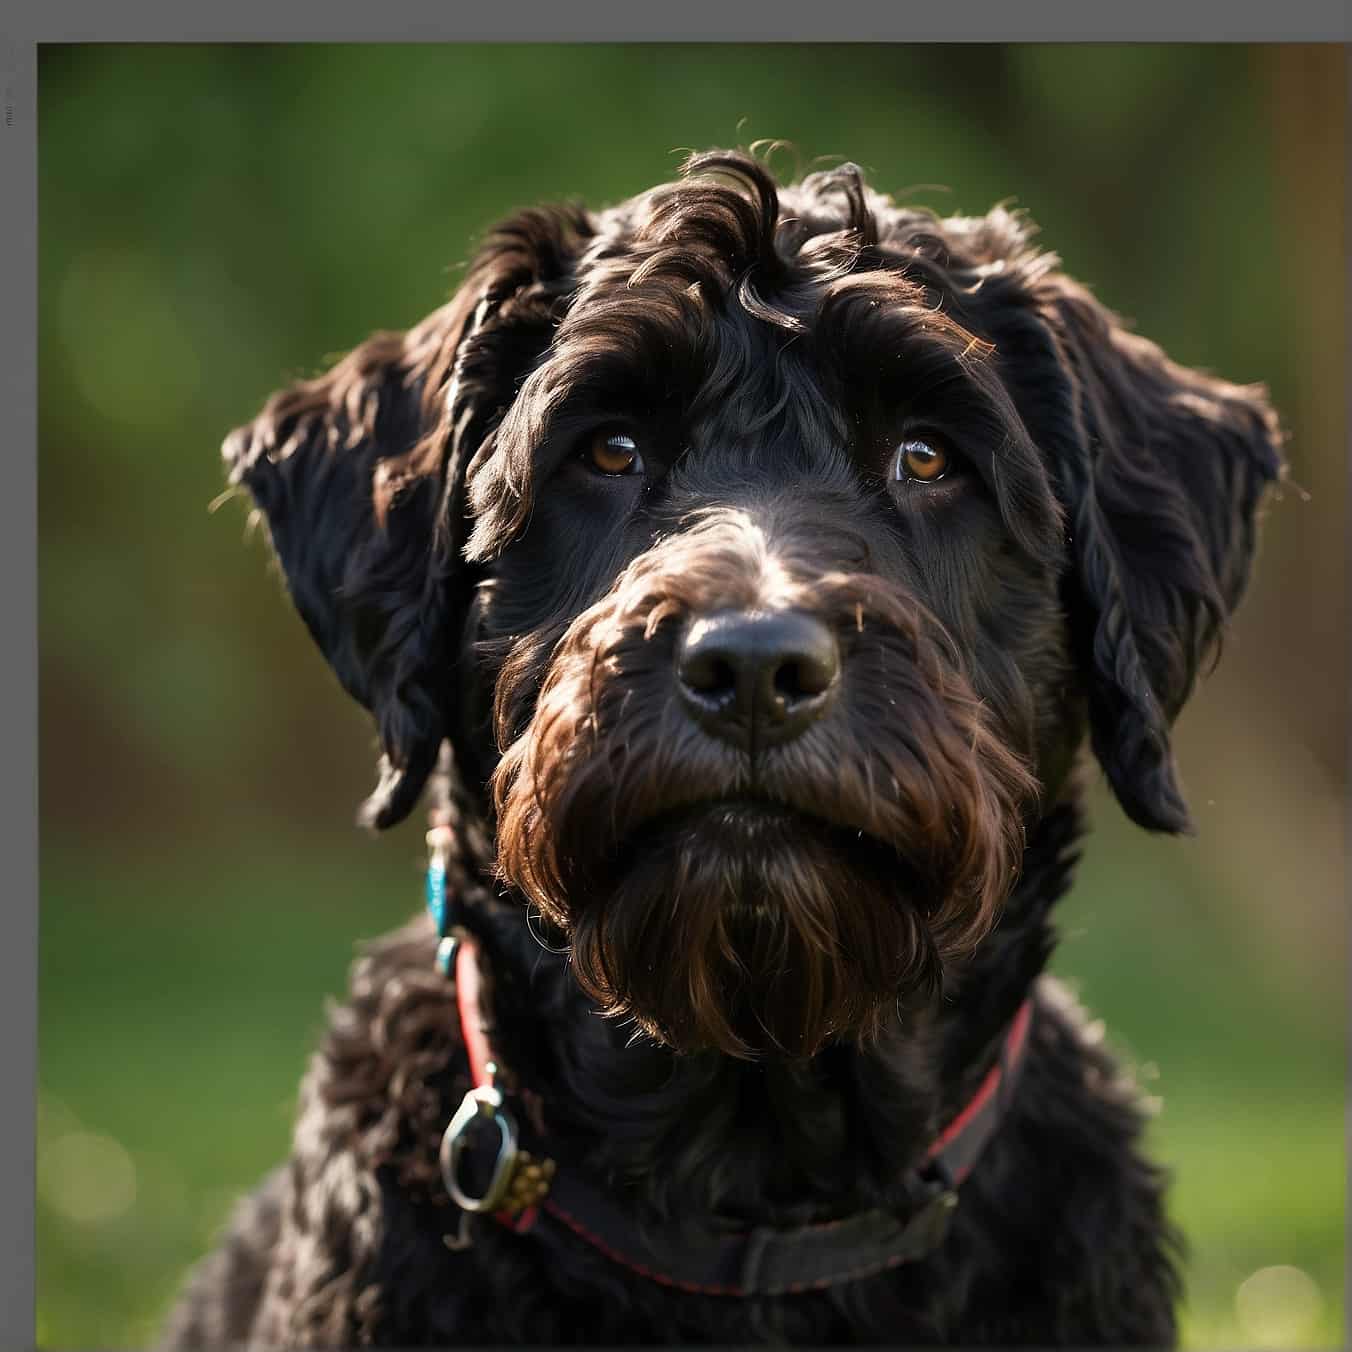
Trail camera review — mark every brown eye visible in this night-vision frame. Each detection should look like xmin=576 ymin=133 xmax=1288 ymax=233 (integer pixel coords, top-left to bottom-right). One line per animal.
xmin=894 ymin=438 xmax=949 ymax=483
xmin=584 ymin=431 xmax=644 ymax=477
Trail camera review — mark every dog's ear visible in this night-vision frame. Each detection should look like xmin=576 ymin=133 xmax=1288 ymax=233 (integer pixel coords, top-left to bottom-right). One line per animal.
xmin=224 ymin=206 xmax=592 ymax=828
xmin=1029 ymin=274 xmax=1284 ymax=833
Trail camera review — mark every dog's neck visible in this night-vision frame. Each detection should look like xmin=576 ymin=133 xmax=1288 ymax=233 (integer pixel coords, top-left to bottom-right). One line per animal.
xmin=469 ymin=799 xmax=1082 ymax=1231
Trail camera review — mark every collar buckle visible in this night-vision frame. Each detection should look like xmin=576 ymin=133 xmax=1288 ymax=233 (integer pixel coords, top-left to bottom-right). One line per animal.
xmin=905 ymin=1182 xmax=960 ymax=1257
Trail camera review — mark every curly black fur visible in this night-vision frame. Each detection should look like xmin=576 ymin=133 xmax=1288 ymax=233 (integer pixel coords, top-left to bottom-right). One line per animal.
xmin=163 ymin=150 xmax=1282 ymax=1346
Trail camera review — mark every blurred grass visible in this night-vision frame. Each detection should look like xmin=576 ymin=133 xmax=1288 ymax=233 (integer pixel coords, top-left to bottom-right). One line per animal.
xmin=38 ymin=837 xmax=420 ymax=1349
xmin=38 ymin=796 xmax=1343 ymax=1349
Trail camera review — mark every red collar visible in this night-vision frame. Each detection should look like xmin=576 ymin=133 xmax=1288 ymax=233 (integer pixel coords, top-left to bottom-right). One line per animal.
xmin=438 ymin=928 xmax=1034 ymax=1297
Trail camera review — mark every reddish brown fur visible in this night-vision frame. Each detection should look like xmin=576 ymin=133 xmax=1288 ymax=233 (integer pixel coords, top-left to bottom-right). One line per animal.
xmin=494 ymin=506 xmax=1034 ymax=1058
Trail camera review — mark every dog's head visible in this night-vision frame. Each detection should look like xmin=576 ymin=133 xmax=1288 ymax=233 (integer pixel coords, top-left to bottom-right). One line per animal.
xmin=226 ymin=152 xmax=1282 ymax=1060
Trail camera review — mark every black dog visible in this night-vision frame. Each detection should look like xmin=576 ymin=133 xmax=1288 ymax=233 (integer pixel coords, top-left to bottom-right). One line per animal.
xmin=163 ymin=151 xmax=1282 ymax=1347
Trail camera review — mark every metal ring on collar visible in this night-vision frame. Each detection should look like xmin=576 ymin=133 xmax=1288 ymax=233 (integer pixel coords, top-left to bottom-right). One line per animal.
xmin=439 ymin=1086 xmax=520 ymax=1214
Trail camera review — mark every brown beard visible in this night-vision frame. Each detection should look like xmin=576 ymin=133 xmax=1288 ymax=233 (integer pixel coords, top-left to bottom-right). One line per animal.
xmin=492 ymin=510 xmax=1035 ymax=1059
xmin=564 ymin=804 xmax=943 ymax=1060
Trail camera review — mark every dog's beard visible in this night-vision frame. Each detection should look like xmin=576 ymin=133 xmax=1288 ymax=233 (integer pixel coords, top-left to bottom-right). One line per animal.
xmin=492 ymin=523 xmax=1035 ymax=1060
xmin=566 ymin=804 xmax=940 ymax=1060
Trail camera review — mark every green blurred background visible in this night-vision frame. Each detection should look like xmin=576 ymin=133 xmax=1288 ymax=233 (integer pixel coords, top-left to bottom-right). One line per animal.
xmin=38 ymin=44 xmax=1345 ymax=1349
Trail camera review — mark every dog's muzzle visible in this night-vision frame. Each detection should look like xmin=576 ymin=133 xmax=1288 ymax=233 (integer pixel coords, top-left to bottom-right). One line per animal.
xmin=491 ymin=509 xmax=1035 ymax=1058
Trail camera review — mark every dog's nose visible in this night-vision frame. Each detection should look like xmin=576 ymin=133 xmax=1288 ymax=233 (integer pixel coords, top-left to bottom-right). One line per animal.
xmin=676 ymin=610 xmax=839 ymax=751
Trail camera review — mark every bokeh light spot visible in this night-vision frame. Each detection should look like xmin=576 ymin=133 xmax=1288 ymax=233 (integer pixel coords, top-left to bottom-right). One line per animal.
xmin=1235 ymin=1264 xmax=1324 ymax=1348
xmin=39 ymin=1130 xmax=138 ymax=1226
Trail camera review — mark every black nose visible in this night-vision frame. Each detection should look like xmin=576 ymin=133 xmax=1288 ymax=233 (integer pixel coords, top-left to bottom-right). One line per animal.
xmin=676 ymin=610 xmax=840 ymax=752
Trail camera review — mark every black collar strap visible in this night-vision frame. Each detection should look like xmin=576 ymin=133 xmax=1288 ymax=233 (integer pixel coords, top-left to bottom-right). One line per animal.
xmin=536 ymin=999 xmax=1032 ymax=1296
xmin=534 ymin=1149 xmax=965 ymax=1298
xmin=434 ymin=903 xmax=1035 ymax=1298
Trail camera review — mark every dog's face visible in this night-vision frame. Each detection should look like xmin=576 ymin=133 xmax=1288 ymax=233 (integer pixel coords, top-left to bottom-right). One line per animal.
xmin=226 ymin=153 xmax=1282 ymax=1060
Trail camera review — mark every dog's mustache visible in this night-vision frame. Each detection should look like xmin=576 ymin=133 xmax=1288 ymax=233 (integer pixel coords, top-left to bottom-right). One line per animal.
xmin=493 ymin=584 xmax=1031 ymax=919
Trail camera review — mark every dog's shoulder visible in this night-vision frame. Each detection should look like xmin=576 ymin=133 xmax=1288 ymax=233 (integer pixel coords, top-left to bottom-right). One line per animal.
xmin=163 ymin=915 xmax=472 ymax=1348
xmin=295 ymin=912 xmax=464 ymax=1198
xmin=157 ymin=1165 xmax=288 ymax=1349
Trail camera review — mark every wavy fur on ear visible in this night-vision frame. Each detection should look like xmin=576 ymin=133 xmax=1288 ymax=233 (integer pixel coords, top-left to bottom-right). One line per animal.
xmin=223 ymin=309 xmax=468 ymax=828
xmin=1029 ymin=275 xmax=1284 ymax=832
xmin=222 ymin=204 xmax=595 ymax=828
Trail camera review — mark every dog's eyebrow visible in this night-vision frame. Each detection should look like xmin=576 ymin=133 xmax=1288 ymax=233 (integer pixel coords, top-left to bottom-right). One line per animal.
xmin=814 ymin=273 xmax=992 ymax=384
xmin=805 ymin=275 xmax=1063 ymax=565
xmin=466 ymin=315 xmax=689 ymax=561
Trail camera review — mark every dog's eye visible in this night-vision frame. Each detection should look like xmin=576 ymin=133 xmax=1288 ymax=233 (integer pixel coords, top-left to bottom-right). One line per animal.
xmin=583 ymin=431 xmax=645 ymax=477
xmin=893 ymin=438 xmax=949 ymax=483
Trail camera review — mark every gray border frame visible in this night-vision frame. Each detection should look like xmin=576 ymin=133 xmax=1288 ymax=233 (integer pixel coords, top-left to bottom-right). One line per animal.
xmin=2 ymin=28 xmax=36 ymax=1352
xmin=1343 ymin=38 xmax=1351 ymax=1352
xmin=7 ymin=8 xmax=1349 ymax=1352
xmin=4 ymin=3 xmax=1352 ymax=40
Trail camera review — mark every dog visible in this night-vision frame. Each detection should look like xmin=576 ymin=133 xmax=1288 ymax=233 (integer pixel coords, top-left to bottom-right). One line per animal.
xmin=162 ymin=150 xmax=1283 ymax=1347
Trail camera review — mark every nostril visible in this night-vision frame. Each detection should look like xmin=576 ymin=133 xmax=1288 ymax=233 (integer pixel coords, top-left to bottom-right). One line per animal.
xmin=773 ymin=661 xmax=802 ymax=699
xmin=708 ymin=657 xmax=737 ymax=695
xmin=680 ymin=649 xmax=738 ymax=698
xmin=773 ymin=654 xmax=835 ymax=701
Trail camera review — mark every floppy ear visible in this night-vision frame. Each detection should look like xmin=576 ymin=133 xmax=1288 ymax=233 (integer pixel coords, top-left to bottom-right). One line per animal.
xmin=223 ymin=206 xmax=592 ymax=828
xmin=1030 ymin=274 xmax=1284 ymax=833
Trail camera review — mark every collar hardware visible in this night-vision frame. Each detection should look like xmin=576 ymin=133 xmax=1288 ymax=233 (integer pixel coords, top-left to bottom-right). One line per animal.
xmin=439 ymin=1084 xmax=520 ymax=1214
xmin=428 ymin=830 xmax=558 ymax=1226
xmin=423 ymin=826 xmax=1031 ymax=1293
